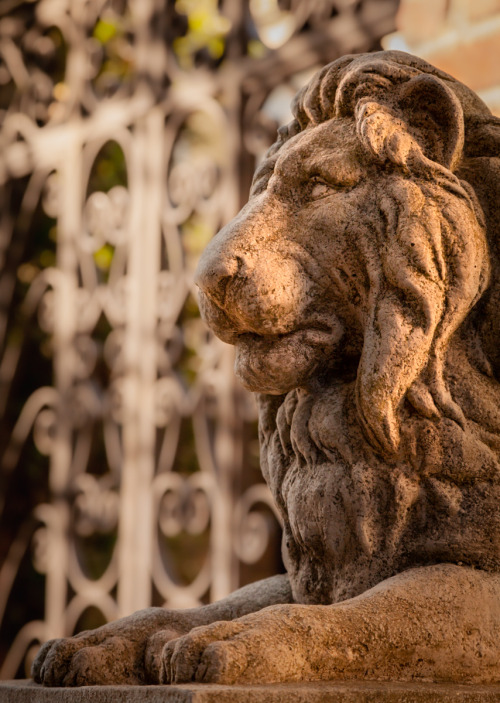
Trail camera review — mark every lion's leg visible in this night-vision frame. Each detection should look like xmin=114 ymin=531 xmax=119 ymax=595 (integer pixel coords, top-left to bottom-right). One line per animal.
xmin=162 ymin=564 xmax=500 ymax=685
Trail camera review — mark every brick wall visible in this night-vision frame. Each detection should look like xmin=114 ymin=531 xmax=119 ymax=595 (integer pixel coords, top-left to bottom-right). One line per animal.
xmin=384 ymin=0 xmax=500 ymax=115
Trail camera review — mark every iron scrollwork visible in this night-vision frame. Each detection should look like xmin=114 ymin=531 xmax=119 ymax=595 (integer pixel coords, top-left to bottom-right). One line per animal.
xmin=0 ymin=0 xmax=398 ymax=678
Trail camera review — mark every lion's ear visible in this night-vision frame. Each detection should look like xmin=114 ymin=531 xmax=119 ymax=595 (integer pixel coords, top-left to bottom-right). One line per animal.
xmin=356 ymin=74 xmax=465 ymax=174
xmin=398 ymin=74 xmax=464 ymax=170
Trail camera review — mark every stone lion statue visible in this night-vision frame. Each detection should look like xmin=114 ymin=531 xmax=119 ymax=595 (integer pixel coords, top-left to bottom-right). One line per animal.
xmin=34 ymin=50 xmax=500 ymax=687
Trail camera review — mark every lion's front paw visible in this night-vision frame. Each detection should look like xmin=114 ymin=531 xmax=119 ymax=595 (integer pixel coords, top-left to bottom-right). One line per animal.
xmin=31 ymin=608 xmax=187 ymax=686
xmin=32 ymin=632 xmax=143 ymax=686
xmin=32 ymin=632 xmax=148 ymax=686
xmin=161 ymin=606 xmax=315 ymax=685
xmin=161 ymin=621 xmax=247 ymax=685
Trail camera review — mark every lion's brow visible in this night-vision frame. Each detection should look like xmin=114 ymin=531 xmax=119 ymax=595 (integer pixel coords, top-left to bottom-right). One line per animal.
xmin=275 ymin=146 xmax=363 ymax=189
xmin=274 ymin=124 xmax=363 ymax=183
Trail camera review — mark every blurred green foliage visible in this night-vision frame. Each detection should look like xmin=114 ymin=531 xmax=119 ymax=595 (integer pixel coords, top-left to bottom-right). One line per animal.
xmin=173 ymin=0 xmax=231 ymax=67
xmin=87 ymin=141 xmax=128 ymax=195
xmin=93 ymin=18 xmax=119 ymax=45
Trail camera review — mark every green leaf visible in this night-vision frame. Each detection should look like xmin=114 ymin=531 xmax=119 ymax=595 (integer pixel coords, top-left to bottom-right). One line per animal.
xmin=93 ymin=19 xmax=117 ymax=44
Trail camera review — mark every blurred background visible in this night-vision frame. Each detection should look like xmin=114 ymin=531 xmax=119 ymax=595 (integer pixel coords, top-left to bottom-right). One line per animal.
xmin=0 ymin=0 xmax=498 ymax=680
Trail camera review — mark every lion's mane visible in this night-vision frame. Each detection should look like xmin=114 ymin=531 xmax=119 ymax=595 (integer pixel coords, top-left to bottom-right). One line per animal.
xmin=256 ymin=52 xmax=500 ymax=604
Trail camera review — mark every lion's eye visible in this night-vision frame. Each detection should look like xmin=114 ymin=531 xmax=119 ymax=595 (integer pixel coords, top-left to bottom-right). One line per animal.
xmin=310 ymin=180 xmax=333 ymax=200
xmin=309 ymin=177 xmax=356 ymax=201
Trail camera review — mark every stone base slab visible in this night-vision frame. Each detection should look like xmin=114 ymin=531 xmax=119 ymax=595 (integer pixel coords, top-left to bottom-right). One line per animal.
xmin=1 ymin=680 xmax=500 ymax=702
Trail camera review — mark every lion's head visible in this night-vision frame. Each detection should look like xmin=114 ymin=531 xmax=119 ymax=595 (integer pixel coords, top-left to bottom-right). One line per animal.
xmin=197 ymin=50 xmax=499 ymax=457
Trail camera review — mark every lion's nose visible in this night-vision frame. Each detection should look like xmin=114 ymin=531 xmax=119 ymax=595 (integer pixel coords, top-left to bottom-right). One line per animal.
xmin=194 ymin=250 xmax=241 ymax=304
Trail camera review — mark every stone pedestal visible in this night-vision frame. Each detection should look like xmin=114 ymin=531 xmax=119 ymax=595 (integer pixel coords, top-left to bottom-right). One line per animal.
xmin=1 ymin=680 xmax=500 ymax=702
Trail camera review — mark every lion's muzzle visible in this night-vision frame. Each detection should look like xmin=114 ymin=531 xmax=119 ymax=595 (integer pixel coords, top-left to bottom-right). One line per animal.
xmin=195 ymin=205 xmax=345 ymax=394
xmin=195 ymin=205 xmax=314 ymax=338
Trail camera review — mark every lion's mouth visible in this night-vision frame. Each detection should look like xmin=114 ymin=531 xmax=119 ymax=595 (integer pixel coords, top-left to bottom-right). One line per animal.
xmin=198 ymin=290 xmax=337 ymax=348
xmin=234 ymin=327 xmax=341 ymax=394
xmin=198 ymin=291 xmax=344 ymax=393
xmin=236 ymin=326 xmax=336 ymax=348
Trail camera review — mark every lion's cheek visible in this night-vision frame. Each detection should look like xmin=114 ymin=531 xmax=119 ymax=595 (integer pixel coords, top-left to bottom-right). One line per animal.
xmin=234 ymin=334 xmax=328 ymax=394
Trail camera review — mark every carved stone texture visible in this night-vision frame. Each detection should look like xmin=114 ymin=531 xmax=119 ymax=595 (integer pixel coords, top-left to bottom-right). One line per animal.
xmin=3 ymin=680 xmax=500 ymax=702
xmin=32 ymin=50 xmax=500 ymax=687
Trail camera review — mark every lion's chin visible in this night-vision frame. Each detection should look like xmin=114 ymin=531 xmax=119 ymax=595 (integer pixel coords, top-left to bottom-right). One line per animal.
xmin=234 ymin=329 xmax=333 ymax=395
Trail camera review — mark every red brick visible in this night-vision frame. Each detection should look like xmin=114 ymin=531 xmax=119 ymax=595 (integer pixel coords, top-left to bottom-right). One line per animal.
xmin=396 ymin=0 xmax=448 ymax=45
xmin=466 ymin=0 xmax=500 ymax=23
xmin=423 ymin=24 xmax=500 ymax=92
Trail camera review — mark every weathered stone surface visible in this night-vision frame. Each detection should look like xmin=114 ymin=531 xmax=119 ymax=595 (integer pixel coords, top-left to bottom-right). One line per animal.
xmin=3 ymin=680 xmax=500 ymax=703
xmin=32 ymin=50 xmax=500 ymax=688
